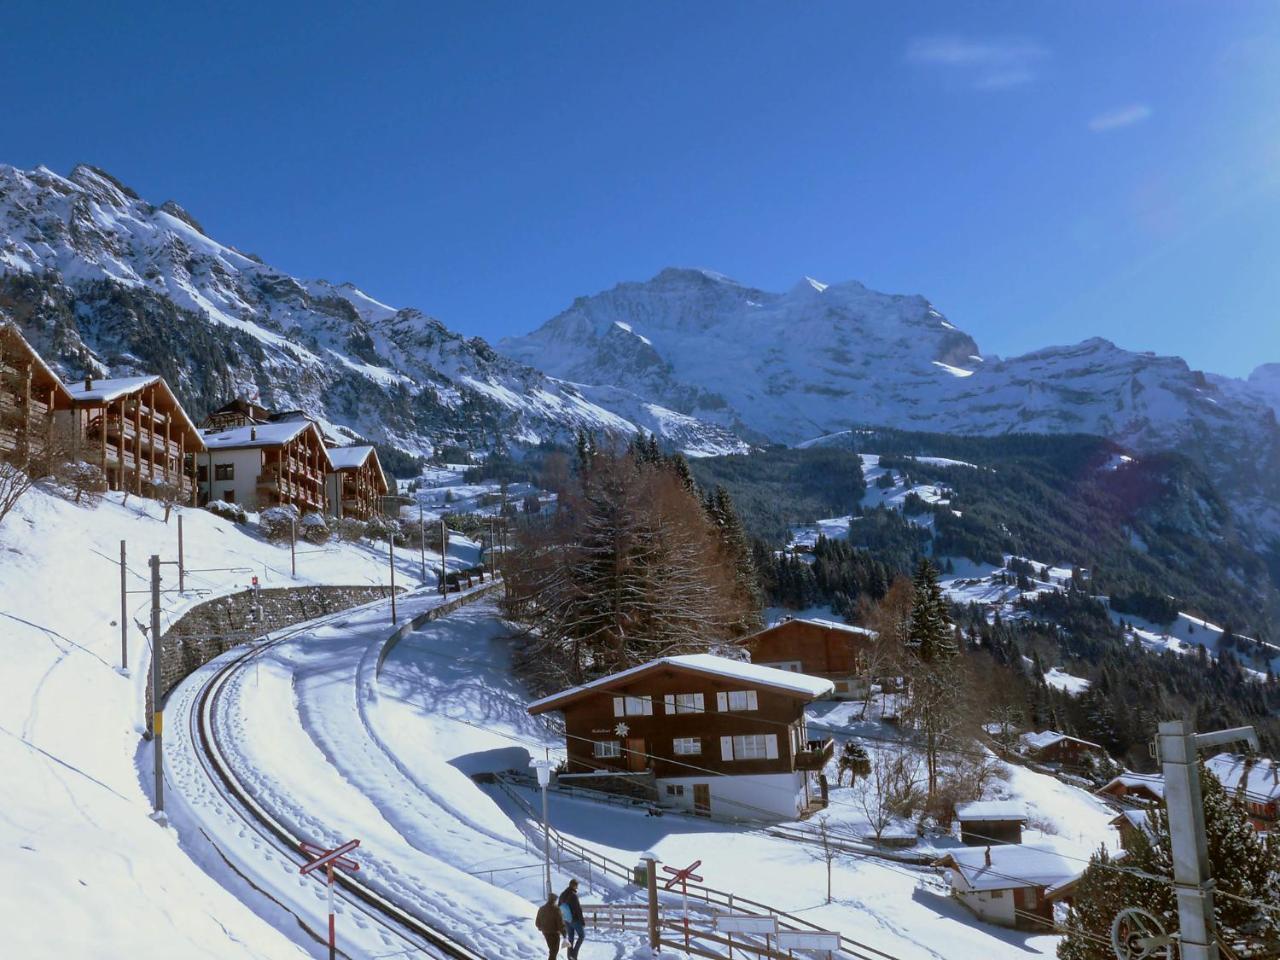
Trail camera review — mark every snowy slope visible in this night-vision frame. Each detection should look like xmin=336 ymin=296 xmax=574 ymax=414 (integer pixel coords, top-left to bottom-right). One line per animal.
xmin=503 ymin=268 xmax=1280 ymax=537
xmin=0 ymin=164 xmax=745 ymax=457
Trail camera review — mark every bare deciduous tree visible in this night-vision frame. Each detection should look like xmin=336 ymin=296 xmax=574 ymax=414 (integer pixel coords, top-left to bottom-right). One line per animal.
xmin=0 ymin=461 xmax=35 ymax=525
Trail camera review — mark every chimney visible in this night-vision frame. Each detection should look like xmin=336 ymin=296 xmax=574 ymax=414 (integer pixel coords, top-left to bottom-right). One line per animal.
xmin=84 ymin=375 xmax=93 ymax=391
xmin=984 ymin=847 xmax=992 ymax=867
xmin=250 ymin=427 xmax=257 ymax=441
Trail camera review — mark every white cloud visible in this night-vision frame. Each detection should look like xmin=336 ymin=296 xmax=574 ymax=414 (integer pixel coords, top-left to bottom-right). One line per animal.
xmin=905 ymin=36 xmax=1047 ymax=90
xmin=1088 ymin=103 xmax=1153 ymax=132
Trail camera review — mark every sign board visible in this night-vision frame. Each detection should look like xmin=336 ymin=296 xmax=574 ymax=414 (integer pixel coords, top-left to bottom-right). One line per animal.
xmin=777 ymin=931 xmax=841 ymax=950
xmin=299 ymin=838 xmax=361 ymax=876
xmin=715 ymin=915 xmax=780 ymax=935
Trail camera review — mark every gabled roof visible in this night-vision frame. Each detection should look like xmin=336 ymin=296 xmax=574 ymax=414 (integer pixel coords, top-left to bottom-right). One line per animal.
xmin=0 ymin=323 xmax=73 ymax=404
xmin=327 ymin=445 xmax=388 ymax=491
xmin=1096 ymin=772 xmax=1164 ymax=799
xmin=527 ymin=653 xmax=834 ymax=715
xmin=737 ymin=616 xmax=878 ymax=646
xmin=1110 ymin=809 xmax=1154 ymax=833
xmin=933 ymin=845 xmax=1077 ymax=892
xmin=64 ymin=373 xmax=203 ymax=449
xmin=954 ymin=800 xmax=1027 ymax=823
xmin=202 ymin=418 xmax=324 ymax=452
xmin=1020 ymin=730 xmax=1102 ymax=752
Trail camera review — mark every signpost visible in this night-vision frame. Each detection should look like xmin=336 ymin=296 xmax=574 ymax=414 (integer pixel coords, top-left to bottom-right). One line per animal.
xmin=299 ymin=838 xmax=361 ymax=960
xmin=716 ymin=915 xmax=779 ymax=958
xmin=777 ymin=929 xmax=841 ymax=958
xmin=663 ymin=859 xmax=703 ymax=950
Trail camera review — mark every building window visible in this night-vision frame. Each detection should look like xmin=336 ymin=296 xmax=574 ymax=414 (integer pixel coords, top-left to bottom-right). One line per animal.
xmin=214 ymin=463 xmax=234 ymax=481
xmin=197 ymin=465 xmax=208 ymax=482
xmin=716 ymin=690 xmax=759 ymax=712
xmin=663 ymin=693 xmax=705 ymax=715
xmin=673 ymin=737 xmax=702 ymax=756
xmin=665 ymin=784 xmax=685 ymax=797
xmin=761 ymin=661 xmax=803 ymax=673
xmin=720 ymin=734 xmax=778 ymax=761
xmin=593 ymin=741 xmax=621 ymax=759
xmin=612 ymin=695 xmax=653 ymax=717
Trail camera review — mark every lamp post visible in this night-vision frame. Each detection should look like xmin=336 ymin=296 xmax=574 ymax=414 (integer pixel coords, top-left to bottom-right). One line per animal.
xmin=534 ymin=754 xmax=553 ymax=897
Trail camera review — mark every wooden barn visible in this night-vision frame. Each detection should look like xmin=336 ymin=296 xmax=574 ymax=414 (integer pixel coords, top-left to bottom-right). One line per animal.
xmin=954 ymin=801 xmax=1027 ymax=845
xmin=325 ymin=445 xmax=388 ymax=521
xmin=1019 ymin=730 xmax=1104 ymax=768
xmin=0 ymin=323 xmax=72 ymax=468
xmin=933 ymin=846 xmax=1077 ymax=930
xmin=61 ymin=374 xmax=203 ymax=502
xmin=199 ymin=417 xmax=331 ymax=513
xmin=528 ymin=654 xmax=834 ymax=820
xmin=735 ymin=617 xmax=877 ymax=698
xmin=1095 ymin=772 xmax=1164 ymax=806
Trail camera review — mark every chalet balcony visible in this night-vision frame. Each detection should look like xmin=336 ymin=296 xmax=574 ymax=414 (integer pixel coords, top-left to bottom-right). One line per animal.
xmin=794 ymin=737 xmax=835 ymax=771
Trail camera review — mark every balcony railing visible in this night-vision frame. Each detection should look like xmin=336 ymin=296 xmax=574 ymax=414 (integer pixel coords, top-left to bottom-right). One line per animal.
xmin=794 ymin=737 xmax=835 ymax=771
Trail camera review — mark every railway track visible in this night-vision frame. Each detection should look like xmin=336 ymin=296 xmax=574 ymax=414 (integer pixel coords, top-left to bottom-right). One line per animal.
xmin=180 ymin=597 xmax=487 ymax=960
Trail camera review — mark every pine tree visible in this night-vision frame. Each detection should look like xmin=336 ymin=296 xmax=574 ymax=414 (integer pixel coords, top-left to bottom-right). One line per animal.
xmin=904 ymin=558 xmax=960 ymax=795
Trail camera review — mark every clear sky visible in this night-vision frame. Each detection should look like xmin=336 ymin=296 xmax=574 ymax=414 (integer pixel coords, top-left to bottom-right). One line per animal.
xmin=3 ymin=2 xmax=1279 ymax=376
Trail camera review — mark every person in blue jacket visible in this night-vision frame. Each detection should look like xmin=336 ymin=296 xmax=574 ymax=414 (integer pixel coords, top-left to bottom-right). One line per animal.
xmin=558 ymin=879 xmax=586 ymax=958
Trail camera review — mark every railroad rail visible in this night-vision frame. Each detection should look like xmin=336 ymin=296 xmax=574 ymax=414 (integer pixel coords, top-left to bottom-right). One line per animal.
xmin=180 ymin=590 xmax=490 ymax=959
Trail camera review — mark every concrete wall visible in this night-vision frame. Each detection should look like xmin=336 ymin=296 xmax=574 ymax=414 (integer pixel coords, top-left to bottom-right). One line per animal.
xmin=200 ymin=447 xmax=265 ymax=509
xmin=146 ymin=583 xmax=396 ymax=727
xmin=657 ymin=771 xmax=809 ymax=821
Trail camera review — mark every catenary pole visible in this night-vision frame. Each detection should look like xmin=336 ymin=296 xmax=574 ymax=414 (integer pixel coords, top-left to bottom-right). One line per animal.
xmin=439 ymin=518 xmax=447 ymax=594
xmin=418 ymin=500 xmax=427 ymax=585
xmin=150 ymin=554 xmax=164 ymax=818
xmin=388 ymin=534 xmax=397 ymax=624
xmin=177 ymin=513 xmax=184 ymax=592
xmin=1158 ymin=720 xmax=1218 ymax=960
xmin=290 ymin=515 xmax=297 ymax=578
xmin=119 ymin=540 xmax=128 ymax=671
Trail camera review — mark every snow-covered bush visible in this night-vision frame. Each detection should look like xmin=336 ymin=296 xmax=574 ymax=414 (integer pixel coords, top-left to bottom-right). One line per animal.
xmin=51 ymin=460 xmax=107 ymax=505
xmin=143 ymin=479 xmax=184 ymax=522
xmin=300 ymin=511 xmax=329 ymax=545
xmin=259 ymin=504 xmax=300 ymax=542
xmin=364 ymin=513 xmax=402 ymax=543
xmin=336 ymin=517 xmax=366 ymax=542
xmin=204 ymin=499 xmax=248 ymax=524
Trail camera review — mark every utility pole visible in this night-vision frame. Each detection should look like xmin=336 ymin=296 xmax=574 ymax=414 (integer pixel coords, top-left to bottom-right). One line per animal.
xmin=119 ymin=540 xmax=128 ymax=671
xmin=439 ymin=518 xmax=447 ymax=594
xmin=535 ymin=751 xmax=553 ymax=897
xmin=418 ymin=500 xmax=427 ymax=585
xmin=290 ymin=514 xmax=297 ymax=579
xmin=1156 ymin=722 xmax=1260 ymax=960
xmin=177 ymin=513 xmax=185 ymax=592
xmin=388 ymin=535 xmax=397 ymax=624
xmin=487 ymin=517 xmax=495 ymax=579
xmin=149 ymin=554 xmax=165 ymax=819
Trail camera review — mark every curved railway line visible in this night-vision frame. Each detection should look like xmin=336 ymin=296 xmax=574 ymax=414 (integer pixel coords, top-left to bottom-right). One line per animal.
xmin=180 ymin=602 xmax=486 ymax=960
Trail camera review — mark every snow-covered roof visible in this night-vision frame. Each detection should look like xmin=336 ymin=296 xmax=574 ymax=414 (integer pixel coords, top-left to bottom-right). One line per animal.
xmin=528 ymin=653 xmax=834 ymax=714
xmin=1110 ymin=809 xmax=1154 ymax=833
xmin=742 ymin=616 xmax=877 ymax=645
xmin=201 ymin=419 xmax=324 ymax=453
xmin=1020 ymin=730 xmax=1102 ymax=752
xmin=954 ymin=800 xmax=1027 ymax=822
xmin=1097 ymin=772 xmax=1164 ymax=799
xmin=326 ymin=444 xmax=373 ymax=469
xmin=1206 ymin=753 xmax=1280 ymax=803
xmin=934 ymin=845 xmax=1077 ymax=892
xmin=65 ymin=375 xmax=160 ymax=403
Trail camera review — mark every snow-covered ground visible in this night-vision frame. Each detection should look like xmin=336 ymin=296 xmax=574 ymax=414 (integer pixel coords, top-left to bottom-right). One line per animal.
xmin=0 ymin=486 xmax=471 ymax=959
xmin=1111 ymin=609 xmax=1280 ymax=675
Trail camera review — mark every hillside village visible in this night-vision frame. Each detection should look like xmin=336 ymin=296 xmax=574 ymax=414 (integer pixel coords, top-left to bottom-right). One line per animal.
xmin=4 ymin=313 xmax=1280 ymax=959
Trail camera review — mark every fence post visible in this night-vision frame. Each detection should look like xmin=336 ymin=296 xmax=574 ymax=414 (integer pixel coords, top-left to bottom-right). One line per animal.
xmin=645 ymin=855 xmax=659 ymax=953
xmin=119 ymin=540 xmax=128 ymax=671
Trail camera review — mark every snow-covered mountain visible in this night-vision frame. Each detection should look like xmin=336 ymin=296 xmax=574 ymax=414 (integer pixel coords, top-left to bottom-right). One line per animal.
xmin=503 ymin=268 xmax=1280 ymax=537
xmin=0 ymin=164 xmax=745 ymax=457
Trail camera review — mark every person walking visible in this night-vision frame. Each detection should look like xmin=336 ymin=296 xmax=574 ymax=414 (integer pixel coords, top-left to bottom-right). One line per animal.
xmin=558 ymin=879 xmax=586 ymax=959
xmin=535 ymin=893 xmax=565 ymax=960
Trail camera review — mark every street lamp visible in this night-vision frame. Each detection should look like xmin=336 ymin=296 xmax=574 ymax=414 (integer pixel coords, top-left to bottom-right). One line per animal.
xmin=533 ymin=754 xmax=554 ymax=897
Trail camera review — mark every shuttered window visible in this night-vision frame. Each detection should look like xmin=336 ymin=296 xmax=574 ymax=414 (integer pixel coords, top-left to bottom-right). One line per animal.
xmin=720 ymin=734 xmax=778 ymax=761
xmin=716 ymin=690 xmax=758 ymax=712
xmin=613 ymin=695 xmax=653 ymax=717
xmin=664 ymin=693 xmax=705 ymax=715
xmin=593 ymin=741 xmax=621 ymax=758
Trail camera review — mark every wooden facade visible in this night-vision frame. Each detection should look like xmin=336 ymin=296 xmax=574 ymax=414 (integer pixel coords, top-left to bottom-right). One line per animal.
xmin=63 ymin=375 xmax=204 ymax=503
xmin=200 ymin=419 xmax=331 ymax=513
xmin=736 ymin=618 xmax=876 ymax=698
xmin=0 ymin=323 xmax=72 ymax=468
xmin=325 ymin=445 xmax=388 ymax=521
xmin=1019 ymin=731 xmax=1104 ymax=769
xmin=202 ymin=397 xmax=271 ymax=431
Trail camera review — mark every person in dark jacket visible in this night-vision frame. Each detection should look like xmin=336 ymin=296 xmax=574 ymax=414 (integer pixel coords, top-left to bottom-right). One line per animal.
xmin=535 ymin=894 xmax=565 ymax=959
xmin=558 ymin=879 xmax=586 ymax=958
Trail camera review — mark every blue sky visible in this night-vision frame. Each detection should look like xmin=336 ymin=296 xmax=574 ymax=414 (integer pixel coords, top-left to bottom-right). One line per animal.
xmin=3 ymin=2 xmax=1279 ymax=375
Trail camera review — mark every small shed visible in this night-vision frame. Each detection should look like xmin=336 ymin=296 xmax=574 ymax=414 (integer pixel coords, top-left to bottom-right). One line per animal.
xmin=954 ymin=800 xmax=1027 ymax=846
xmin=933 ymin=845 xmax=1078 ymax=930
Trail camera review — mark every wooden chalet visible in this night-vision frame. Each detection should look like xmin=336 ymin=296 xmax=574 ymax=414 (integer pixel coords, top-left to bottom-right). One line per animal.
xmin=528 ymin=654 xmax=834 ymax=820
xmin=62 ymin=374 xmax=204 ymax=502
xmin=325 ymin=445 xmax=388 ymax=521
xmin=933 ymin=846 xmax=1077 ymax=930
xmin=1095 ymin=772 xmax=1164 ymax=806
xmin=1018 ymin=730 xmax=1104 ymax=769
xmin=954 ymin=800 xmax=1027 ymax=845
xmin=0 ymin=323 xmax=72 ymax=468
xmin=1206 ymin=752 xmax=1280 ymax=831
xmin=735 ymin=617 xmax=877 ymax=698
xmin=202 ymin=397 xmax=271 ymax=431
xmin=1110 ymin=809 xmax=1153 ymax=852
xmin=199 ymin=417 xmax=331 ymax=513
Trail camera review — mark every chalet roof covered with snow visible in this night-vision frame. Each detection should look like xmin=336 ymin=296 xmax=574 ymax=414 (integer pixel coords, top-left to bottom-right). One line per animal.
xmin=527 ymin=653 xmax=834 ymax=714
xmin=65 ymin=375 xmax=160 ymax=403
xmin=1111 ymin=809 xmax=1154 ymax=833
xmin=1020 ymin=730 xmax=1102 ymax=752
xmin=934 ymin=845 xmax=1077 ymax=892
xmin=954 ymin=800 xmax=1028 ymax=822
xmin=1097 ymin=772 xmax=1165 ymax=799
xmin=1206 ymin=753 xmax=1280 ymax=802
xmin=327 ymin=444 xmax=375 ymax=470
xmin=201 ymin=419 xmax=325 ymax=452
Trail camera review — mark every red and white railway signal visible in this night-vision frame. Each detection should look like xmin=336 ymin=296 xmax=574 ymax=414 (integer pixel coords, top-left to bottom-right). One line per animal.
xmin=662 ymin=860 xmax=704 ymax=949
xmin=299 ymin=838 xmax=361 ymax=960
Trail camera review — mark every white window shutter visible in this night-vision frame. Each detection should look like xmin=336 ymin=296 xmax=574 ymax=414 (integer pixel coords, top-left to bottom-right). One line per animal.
xmin=765 ymin=734 xmax=778 ymax=760
xmin=643 ymin=696 xmax=653 ymax=716
xmin=746 ymin=690 xmax=759 ymax=711
xmin=694 ymin=693 xmax=705 ymax=713
xmin=613 ymin=697 xmax=624 ymax=717
xmin=664 ymin=694 xmax=675 ymax=715
xmin=720 ymin=736 xmax=734 ymax=761
xmin=716 ymin=692 xmax=728 ymax=712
